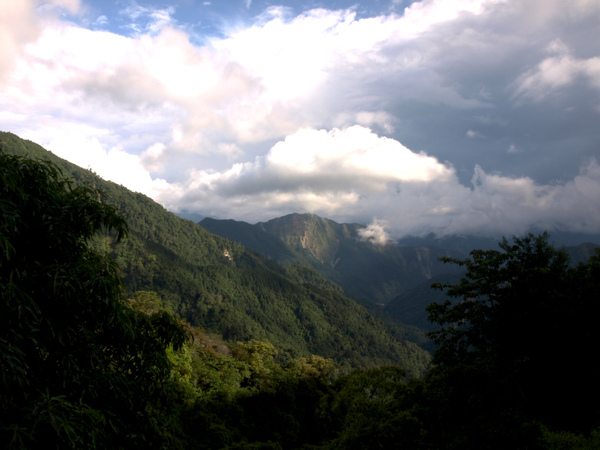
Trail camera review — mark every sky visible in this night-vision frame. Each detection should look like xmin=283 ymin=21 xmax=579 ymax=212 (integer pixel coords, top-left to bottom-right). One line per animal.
xmin=1 ymin=0 xmax=600 ymax=241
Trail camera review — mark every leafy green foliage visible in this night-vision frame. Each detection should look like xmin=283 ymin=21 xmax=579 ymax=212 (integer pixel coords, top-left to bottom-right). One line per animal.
xmin=7 ymin=132 xmax=600 ymax=449
xmin=202 ymin=213 xmax=465 ymax=305
xmin=541 ymin=427 xmax=600 ymax=450
xmin=323 ymin=366 xmax=427 ymax=449
xmin=0 ymin=150 xmax=188 ymax=448
xmin=0 ymin=131 xmax=431 ymax=376
xmin=425 ymin=233 xmax=600 ymax=448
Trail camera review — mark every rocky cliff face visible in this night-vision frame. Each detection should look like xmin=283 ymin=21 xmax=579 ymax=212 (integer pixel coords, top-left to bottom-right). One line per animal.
xmin=257 ymin=213 xmax=362 ymax=268
xmin=245 ymin=213 xmax=464 ymax=305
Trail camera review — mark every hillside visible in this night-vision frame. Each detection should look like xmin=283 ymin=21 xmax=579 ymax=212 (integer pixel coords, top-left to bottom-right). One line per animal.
xmin=199 ymin=217 xmax=306 ymax=265
xmin=0 ymin=131 xmax=430 ymax=376
xmin=200 ymin=213 xmax=465 ymax=304
xmin=5 ymin=141 xmax=600 ymax=449
xmin=384 ymin=240 xmax=599 ymax=334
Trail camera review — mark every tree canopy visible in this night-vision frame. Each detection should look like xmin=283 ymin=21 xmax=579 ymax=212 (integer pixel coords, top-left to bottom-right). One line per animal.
xmin=3 ymin=140 xmax=600 ymax=449
xmin=426 ymin=232 xmax=600 ymax=448
xmin=0 ymin=131 xmax=431 ymax=376
xmin=0 ymin=150 xmax=188 ymax=448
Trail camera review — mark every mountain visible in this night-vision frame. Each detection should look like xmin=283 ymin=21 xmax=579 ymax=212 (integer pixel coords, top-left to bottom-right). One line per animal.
xmin=199 ymin=217 xmax=306 ymax=265
xmin=397 ymin=231 xmax=600 ymax=256
xmin=0 ymin=131 xmax=430 ymax=377
xmin=384 ymin=240 xmax=599 ymax=334
xmin=384 ymin=273 xmax=464 ymax=333
xmin=200 ymin=213 xmax=465 ymax=305
xmin=256 ymin=213 xmax=361 ymax=268
xmin=200 ymin=213 xmax=599 ymax=337
xmin=566 ymin=241 xmax=600 ymax=265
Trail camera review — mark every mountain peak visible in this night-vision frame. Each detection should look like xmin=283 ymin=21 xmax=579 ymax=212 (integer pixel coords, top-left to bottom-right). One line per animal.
xmin=257 ymin=213 xmax=360 ymax=266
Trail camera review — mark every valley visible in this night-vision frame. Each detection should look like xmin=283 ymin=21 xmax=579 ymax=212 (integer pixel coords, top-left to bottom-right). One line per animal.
xmin=2 ymin=131 xmax=599 ymax=449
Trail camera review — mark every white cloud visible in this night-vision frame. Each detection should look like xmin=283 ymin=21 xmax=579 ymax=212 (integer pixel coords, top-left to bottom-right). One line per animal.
xmin=334 ymin=111 xmax=396 ymax=134
xmin=229 ymin=125 xmax=453 ymax=189
xmin=515 ymin=54 xmax=600 ymax=99
xmin=0 ymin=0 xmax=80 ymax=76
xmin=118 ymin=1 xmax=175 ymax=36
xmin=7 ymin=0 xmax=594 ymax=169
xmin=215 ymin=8 xmax=354 ymax=103
xmin=397 ymin=0 xmax=506 ymax=38
xmin=167 ymin=126 xmax=600 ymax=238
xmin=463 ymin=160 xmax=600 ymax=235
xmin=141 ymin=142 xmax=167 ymax=172
xmin=358 ymin=219 xmax=390 ymax=245
xmin=466 ymin=129 xmax=485 ymax=138
xmin=2 ymin=0 xmax=600 ymax=241
xmin=214 ymin=0 xmax=502 ymax=105
xmin=514 ymin=39 xmax=600 ymax=100
xmin=0 ymin=0 xmax=42 ymax=77
xmin=92 ymin=15 xmax=108 ymax=28
xmin=168 ymin=126 xmax=455 ymax=218
xmin=38 ymin=0 xmax=80 ymax=14
xmin=41 ymin=129 xmax=170 ymax=196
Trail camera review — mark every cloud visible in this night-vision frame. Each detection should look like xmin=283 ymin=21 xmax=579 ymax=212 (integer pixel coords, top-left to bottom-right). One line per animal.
xmin=1 ymin=0 xmax=600 ymax=241
xmin=35 ymin=127 xmax=170 ymax=198
xmin=7 ymin=0 xmax=598 ymax=174
xmin=3 ymin=21 xmax=261 ymax=163
xmin=507 ymin=144 xmax=519 ymax=153
xmin=358 ymin=219 xmax=390 ymax=245
xmin=164 ymin=126 xmax=454 ymax=219
xmin=161 ymin=126 xmax=600 ymax=238
xmin=466 ymin=129 xmax=485 ymax=138
xmin=38 ymin=0 xmax=80 ymax=14
xmin=8 ymin=3 xmax=496 ymax=171
xmin=118 ymin=1 xmax=175 ymax=36
xmin=0 ymin=0 xmax=48 ymax=77
xmin=334 ymin=111 xmax=396 ymax=134
xmin=514 ymin=40 xmax=600 ymax=100
xmin=93 ymin=15 xmax=108 ymax=28
xmin=396 ymin=0 xmax=504 ymax=38
xmin=462 ymin=160 xmax=600 ymax=235
xmin=0 ymin=0 xmax=80 ymax=57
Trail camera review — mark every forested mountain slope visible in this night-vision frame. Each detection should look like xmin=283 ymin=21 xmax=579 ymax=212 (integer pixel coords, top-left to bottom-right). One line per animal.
xmin=4 ymin=133 xmax=600 ymax=449
xmin=0 ymin=131 xmax=430 ymax=376
xmin=385 ymin=240 xmax=599 ymax=333
xmin=200 ymin=213 xmax=464 ymax=304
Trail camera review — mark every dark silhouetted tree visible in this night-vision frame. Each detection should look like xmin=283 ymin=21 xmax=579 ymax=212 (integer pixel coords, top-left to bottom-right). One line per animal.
xmin=0 ymin=151 xmax=188 ymax=448
xmin=425 ymin=233 xmax=600 ymax=448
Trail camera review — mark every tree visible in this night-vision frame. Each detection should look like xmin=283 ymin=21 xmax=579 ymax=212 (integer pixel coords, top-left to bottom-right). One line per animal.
xmin=0 ymin=151 xmax=188 ymax=448
xmin=325 ymin=366 xmax=427 ymax=449
xmin=425 ymin=233 xmax=600 ymax=448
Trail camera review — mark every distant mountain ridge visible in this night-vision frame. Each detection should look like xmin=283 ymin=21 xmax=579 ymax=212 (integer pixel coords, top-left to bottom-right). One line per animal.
xmin=257 ymin=213 xmax=362 ymax=268
xmin=199 ymin=213 xmax=600 ymax=308
xmin=384 ymin=239 xmax=600 ymax=334
xmin=200 ymin=213 xmax=466 ymax=305
xmin=200 ymin=213 xmax=600 ymax=334
xmin=4 ymin=131 xmax=597 ymax=375
xmin=0 ymin=131 xmax=430 ymax=376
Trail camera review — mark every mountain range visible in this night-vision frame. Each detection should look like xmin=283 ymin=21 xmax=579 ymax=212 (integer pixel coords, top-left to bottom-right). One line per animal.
xmin=0 ymin=131 xmax=430 ymax=376
xmin=199 ymin=213 xmax=599 ymax=332
xmin=3 ymin=130 xmax=597 ymax=376
xmin=200 ymin=214 xmax=465 ymax=307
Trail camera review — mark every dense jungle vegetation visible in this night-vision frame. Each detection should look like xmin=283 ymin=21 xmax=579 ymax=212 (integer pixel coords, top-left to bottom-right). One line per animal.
xmin=199 ymin=214 xmax=465 ymax=307
xmin=2 ymin=135 xmax=600 ymax=449
xmin=0 ymin=132 xmax=430 ymax=377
